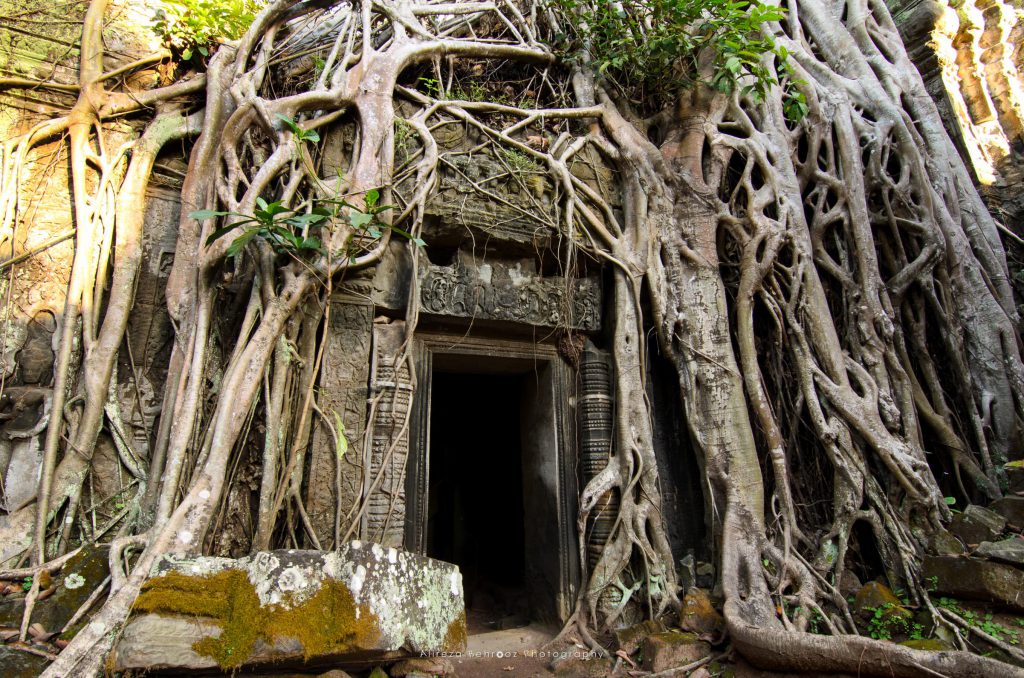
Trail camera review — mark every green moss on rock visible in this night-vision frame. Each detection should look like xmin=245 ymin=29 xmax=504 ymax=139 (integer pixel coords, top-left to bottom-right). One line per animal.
xmin=133 ymin=568 xmax=380 ymax=669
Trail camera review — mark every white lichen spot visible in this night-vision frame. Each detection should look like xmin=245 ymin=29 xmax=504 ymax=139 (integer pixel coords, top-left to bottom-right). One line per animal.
xmin=178 ymin=530 xmax=193 ymax=545
xmin=387 ymin=548 xmax=397 ymax=564
xmin=351 ymin=540 xmax=362 ymax=549
xmin=323 ymin=553 xmax=340 ymax=579
xmin=351 ymin=564 xmax=367 ymax=598
xmin=278 ymin=566 xmax=307 ymax=592
xmin=199 ymin=489 xmax=210 ymax=500
xmin=64 ymin=573 xmax=86 ymax=590
xmin=450 ymin=572 xmax=460 ymax=597
xmin=371 ymin=543 xmax=384 ymax=561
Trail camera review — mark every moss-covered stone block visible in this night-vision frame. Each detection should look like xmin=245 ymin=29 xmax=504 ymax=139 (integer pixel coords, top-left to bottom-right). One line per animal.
xmin=640 ymin=631 xmax=710 ymax=672
xmin=112 ymin=543 xmax=467 ymax=672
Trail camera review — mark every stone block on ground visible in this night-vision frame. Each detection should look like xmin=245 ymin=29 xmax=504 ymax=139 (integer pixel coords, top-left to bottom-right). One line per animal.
xmin=0 ymin=544 xmax=109 ymax=637
xmin=550 ymin=655 xmax=615 ymax=677
xmin=679 ymin=587 xmax=725 ymax=638
xmin=614 ymin=619 xmax=664 ymax=655
xmin=989 ymin=496 xmax=1024 ymax=527
xmin=390 ymin=656 xmax=455 ymax=676
xmin=640 ymin=631 xmax=711 ymax=673
xmin=112 ymin=543 xmax=467 ymax=673
xmin=853 ymin=581 xmax=909 ymax=620
xmin=0 ymin=645 xmax=49 ymax=678
xmin=949 ymin=505 xmax=1006 ymax=545
xmin=927 ymin=529 xmax=965 ymax=556
xmin=975 ymin=537 xmax=1024 ymax=567
xmin=923 ymin=555 xmax=1024 ymax=611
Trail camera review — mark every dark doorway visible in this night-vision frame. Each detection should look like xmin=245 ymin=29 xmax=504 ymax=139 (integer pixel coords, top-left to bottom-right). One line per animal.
xmin=427 ymin=371 xmax=529 ymax=632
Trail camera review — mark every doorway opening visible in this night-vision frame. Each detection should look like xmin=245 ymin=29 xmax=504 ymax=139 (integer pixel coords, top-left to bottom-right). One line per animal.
xmin=427 ymin=371 xmax=529 ymax=632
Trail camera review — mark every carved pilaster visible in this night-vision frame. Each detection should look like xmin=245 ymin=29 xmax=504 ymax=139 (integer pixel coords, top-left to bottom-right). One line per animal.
xmin=306 ymin=300 xmax=373 ymax=548
xmin=578 ymin=344 xmax=618 ymax=569
xmin=362 ymin=320 xmax=413 ymax=548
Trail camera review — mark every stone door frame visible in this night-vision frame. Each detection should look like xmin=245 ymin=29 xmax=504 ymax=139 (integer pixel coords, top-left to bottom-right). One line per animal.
xmin=405 ymin=330 xmax=580 ymax=623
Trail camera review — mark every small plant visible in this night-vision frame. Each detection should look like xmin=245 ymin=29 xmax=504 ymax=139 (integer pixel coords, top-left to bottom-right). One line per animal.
xmin=196 ymin=198 xmax=329 ymax=260
xmin=152 ymin=0 xmax=264 ymax=63
xmin=276 ymin=113 xmax=321 ymax=145
xmin=21 ymin=576 xmax=32 ymax=592
xmin=500 ymin=148 xmax=542 ymax=174
xmin=864 ymin=603 xmax=910 ymax=640
xmin=194 ymin=188 xmax=418 ymax=264
xmin=418 ymin=77 xmax=442 ymax=98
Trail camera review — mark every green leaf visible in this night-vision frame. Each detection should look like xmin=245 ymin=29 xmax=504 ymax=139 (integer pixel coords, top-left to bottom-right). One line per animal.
xmin=225 ymin=228 xmax=259 ymax=258
xmin=944 ymin=496 xmax=957 ymax=505
xmin=275 ymin=113 xmax=301 ymax=135
xmin=364 ymin=188 xmax=380 ymax=209
xmin=206 ymin=223 xmax=240 ymax=246
xmin=286 ymin=212 xmax=328 ymax=227
xmin=333 ymin=411 xmax=348 ymax=460
xmin=349 ymin=212 xmax=373 ymax=230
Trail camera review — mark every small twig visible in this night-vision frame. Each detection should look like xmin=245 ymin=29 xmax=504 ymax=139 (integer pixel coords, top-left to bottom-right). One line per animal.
xmin=8 ymin=642 xmax=58 ymax=662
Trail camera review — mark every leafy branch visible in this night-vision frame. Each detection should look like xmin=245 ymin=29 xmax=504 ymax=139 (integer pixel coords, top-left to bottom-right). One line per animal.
xmin=555 ymin=0 xmax=807 ymax=119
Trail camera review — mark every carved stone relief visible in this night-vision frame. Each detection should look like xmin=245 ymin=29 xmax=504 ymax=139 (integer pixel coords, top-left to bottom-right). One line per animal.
xmin=306 ymin=300 xmax=373 ymax=547
xmin=362 ymin=320 xmax=413 ymax=548
xmin=418 ymin=256 xmax=601 ymax=331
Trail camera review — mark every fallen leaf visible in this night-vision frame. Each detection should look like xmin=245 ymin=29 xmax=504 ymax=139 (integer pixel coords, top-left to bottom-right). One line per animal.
xmin=502 ymin=666 xmax=514 ymax=671
xmin=615 ymin=649 xmax=636 ymax=668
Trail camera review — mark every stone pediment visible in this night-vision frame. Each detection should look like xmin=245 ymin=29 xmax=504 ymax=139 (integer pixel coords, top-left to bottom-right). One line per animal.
xmin=418 ymin=256 xmax=600 ymax=331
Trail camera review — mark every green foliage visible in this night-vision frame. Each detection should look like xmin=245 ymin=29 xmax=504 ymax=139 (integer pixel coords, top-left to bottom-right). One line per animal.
xmin=193 ymin=189 xmax=416 ymax=263
xmin=555 ymin=0 xmax=806 ymax=119
xmin=194 ymin=197 xmax=329 ymax=260
xmin=276 ymin=113 xmax=321 ymax=144
xmin=193 ymin=116 xmax=422 ymax=262
xmin=418 ymin=77 xmax=443 ymax=98
xmin=864 ymin=603 xmax=909 ymax=640
xmin=21 ymin=576 xmax=32 ymax=592
xmin=500 ymin=147 xmax=542 ymax=174
xmin=152 ymin=0 xmax=263 ymax=63
xmin=936 ymin=597 xmax=1021 ymax=645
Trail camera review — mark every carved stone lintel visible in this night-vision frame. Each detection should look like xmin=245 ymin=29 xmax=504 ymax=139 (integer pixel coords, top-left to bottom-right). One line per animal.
xmin=418 ymin=258 xmax=601 ymax=331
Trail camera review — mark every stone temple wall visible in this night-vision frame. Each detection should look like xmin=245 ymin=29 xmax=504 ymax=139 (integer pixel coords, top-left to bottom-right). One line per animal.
xmin=887 ymin=0 xmax=1024 ymax=226
xmin=0 ymin=0 xmax=179 ymax=522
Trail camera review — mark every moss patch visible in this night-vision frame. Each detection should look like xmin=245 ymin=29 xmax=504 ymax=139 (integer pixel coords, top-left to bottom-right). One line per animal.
xmin=443 ymin=610 xmax=467 ymax=652
xmin=133 ymin=569 xmax=380 ymax=669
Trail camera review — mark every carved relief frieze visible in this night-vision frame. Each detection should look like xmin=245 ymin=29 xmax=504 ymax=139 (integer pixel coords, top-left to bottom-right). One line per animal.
xmin=418 ymin=258 xmax=601 ymax=331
